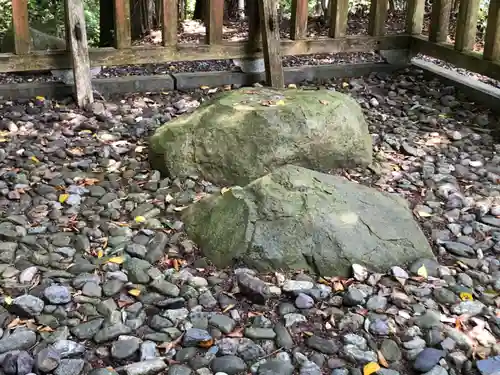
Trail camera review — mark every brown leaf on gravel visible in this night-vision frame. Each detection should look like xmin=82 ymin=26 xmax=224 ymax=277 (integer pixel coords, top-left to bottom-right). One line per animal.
xmin=157 ymin=333 xmax=184 ymax=351
xmin=37 ymin=325 xmax=54 ymax=332
xmin=378 ymin=350 xmax=389 ymax=367
xmin=226 ymin=327 xmax=244 ymax=338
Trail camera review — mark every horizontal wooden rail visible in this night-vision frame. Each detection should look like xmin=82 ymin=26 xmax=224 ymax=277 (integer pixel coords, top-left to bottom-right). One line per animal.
xmin=411 ymin=35 xmax=500 ymax=82
xmin=0 ymin=35 xmax=410 ymax=72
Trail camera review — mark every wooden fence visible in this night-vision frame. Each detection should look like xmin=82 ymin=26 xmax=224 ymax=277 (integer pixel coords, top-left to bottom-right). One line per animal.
xmin=1 ymin=0 xmax=500 ymax=83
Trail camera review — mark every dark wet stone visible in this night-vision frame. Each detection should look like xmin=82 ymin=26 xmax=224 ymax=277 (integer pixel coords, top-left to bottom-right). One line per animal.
xmin=111 ymin=338 xmax=140 ymax=359
xmin=258 ymin=359 xmax=294 ymax=375
xmin=54 ymin=359 xmax=84 ymax=375
xmin=93 ymin=323 xmax=132 ymax=343
xmin=182 ymin=328 xmax=212 ymax=347
xmin=44 ymin=285 xmax=71 ymax=304
xmin=306 ymin=336 xmax=340 ymax=354
xmin=211 ymin=356 xmax=247 ymax=375
xmin=36 ymin=347 xmax=61 ymax=373
xmin=413 ymin=348 xmax=445 ymax=372
xmin=70 ymin=318 xmax=104 ymax=340
xmin=0 ymin=330 xmax=37 ymax=353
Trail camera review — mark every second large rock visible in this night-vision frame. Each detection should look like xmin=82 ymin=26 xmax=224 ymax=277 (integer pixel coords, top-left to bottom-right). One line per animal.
xmin=150 ymin=88 xmax=372 ymax=186
xmin=182 ymin=165 xmax=435 ymax=277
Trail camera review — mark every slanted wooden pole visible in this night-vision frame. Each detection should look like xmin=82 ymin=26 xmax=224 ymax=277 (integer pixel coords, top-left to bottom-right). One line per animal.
xmin=484 ymin=0 xmax=500 ymax=61
xmin=114 ymin=0 xmax=131 ymax=48
xmin=429 ymin=0 xmax=452 ymax=43
xmin=290 ymin=0 xmax=308 ymax=40
xmin=162 ymin=0 xmax=178 ymax=46
xmin=258 ymin=0 xmax=284 ymax=88
xmin=206 ymin=0 xmax=224 ymax=44
xmin=455 ymin=0 xmax=480 ymax=52
xmin=12 ymin=0 xmax=30 ymax=54
xmin=329 ymin=0 xmax=349 ymax=38
xmin=64 ymin=0 xmax=93 ymax=107
xmin=368 ymin=0 xmax=388 ymax=36
xmin=406 ymin=0 xmax=425 ymax=35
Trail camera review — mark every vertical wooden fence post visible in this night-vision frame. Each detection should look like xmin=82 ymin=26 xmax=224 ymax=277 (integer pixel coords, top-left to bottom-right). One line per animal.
xmin=114 ymin=0 xmax=131 ymax=48
xmin=455 ymin=0 xmax=480 ymax=52
xmin=162 ymin=0 xmax=178 ymax=46
xmin=406 ymin=0 xmax=425 ymax=35
xmin=259 ymin=0 xmax=284 ymax=88
xmin=368 ymin=0 xmax=388 ymax=36
xmin=329 ymin=0 xmax=349 ymax=38
xmin=484 ymin=0 xmax=500 ymax=61
xmin=206 ymin=0 xmax=224 ymax=44
xmin=290 ymin=0 xmax=308 ymax=40
xmin=65 ymin=0 xmax=93 ymax=107
xmin=247 ymin=0 xmax=261 ymax=50
xmin=12 ymin=0 xmax=30 ymax=54
xmin=429 ymin=0 xmax=452 ymax=43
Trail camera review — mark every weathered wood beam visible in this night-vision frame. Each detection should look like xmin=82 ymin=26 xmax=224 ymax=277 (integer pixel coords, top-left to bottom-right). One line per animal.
xmin=259 ymin=0 xmax=284 ymax=88
xmin=114 ymin=0 xmax=131 ymax=48
xmin=368 ymin=0 xmax=388 ymax=36
xmin=406 ymin=0 xmax=425 ymax=35
xmin=247 ymin=0 xmax=261 ymax=49
xmin=329 ymin=0 xmax=349 ymax=38
xmin=429 ymin=0 xmax=452 ymax=43
xmin=162 ymin=0 xmax=178 ymax=46
xmin=64 ymin=0 xmax=93 ymax=107
xmin=206 ymin=0 xmax=224 ymax=44
xmin=0 ymin=35 xmax=410 ymax=72
xmin=290 ymin=0 xmax=308 ymax=40
xmin=12 ymin=0 xmax=30 ymax=54
xmin=484 ymin=0 xmax=500 ymax=61
xmin=454 ymin=0 xmax=479 ymax=52
xmin=411 ymin=35 xmax=500 ymax=82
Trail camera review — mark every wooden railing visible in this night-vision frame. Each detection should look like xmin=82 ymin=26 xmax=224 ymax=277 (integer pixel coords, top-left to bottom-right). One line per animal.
xmin=1 ymin=0 xmax=499 ymax=83
xmin=0 ymin=0 xmax=408 ymax=73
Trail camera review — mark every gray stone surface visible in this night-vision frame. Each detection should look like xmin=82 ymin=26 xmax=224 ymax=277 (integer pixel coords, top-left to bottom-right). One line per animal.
xmin=183 ymin=165 xmax=434 ymax=276
xmin=150 ymin=88 xmax=372 ymax=186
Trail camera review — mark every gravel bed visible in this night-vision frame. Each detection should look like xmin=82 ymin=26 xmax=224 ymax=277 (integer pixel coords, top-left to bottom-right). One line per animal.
xmin=0 ymin=67 xmax=497 ymax=375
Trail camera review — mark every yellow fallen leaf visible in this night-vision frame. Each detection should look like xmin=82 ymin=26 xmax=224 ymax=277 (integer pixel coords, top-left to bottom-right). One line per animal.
xmin=128 ymin=289 xmax=141 ymax=297
xmin=35 ymin=96 xmax=45 ymax=101
xmin=30 ymin=156 xmax=40 ymax=163
xmin=288 ymin=84 xmax=297 ymax=89
xmin=342 ymin=82 xmax=349 ymax=88
xmin=303 ymin=331 xmax=314 ymax=336
xmin=4 ymin=296 xmax=12 ymax=305
xmin=222 ymin=304 xmax=235 ymax=313
xmin=417 ymin=264 xmax=428 ymax=278
xmin=173 ymin=206 xmax=188 ymax=212
xmin=134 ymin=216 xmax=146 ymax=223
xmin=59 ymin=194 xmax=69 ymax=203
xmin=276 ymin=99 xmax=285 ymax=106
xmin=460 ymin=292 xmax=473 ymax=301
xmin=221 ymin=187 xmax=231 ymax=195
xmin=108 ymin=256 xmax=125 ymax=264
xmin=200 ymin=86 xmax=210 ymax=90
xmin=364 ymin=362 xmax=380 ymax=375
xmin=0 ymin=138 xmax=8 ymax=143
xmin=97 ymin=249 xmax=104 ymax=258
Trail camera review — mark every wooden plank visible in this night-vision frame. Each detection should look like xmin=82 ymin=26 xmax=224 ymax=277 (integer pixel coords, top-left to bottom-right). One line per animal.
xmin=65 ymin=0 xmax=93 ymax=107
xmin=406 ymin=0 xmax=425 ymax=35
xmin=429 ymin=0 xmax=452 ymax=43
xmin=368 ymin=0 xmax=388 ymax=36
xmin=0 ymin=35 xmax=410 ymax=72
xmin=162 ymin=0 xmax=178 ymax=46
xmin=484 ymin=0 xmax=500 ymax=61
xmin=247 ymin=0 xmax=261 ymax=50
xmin=12 ymin=0 xmax=30 ymax=54
xmin=411 ymin=35 xmax=500 ymax=82
xmin=259 ymin=0 xmax=284 ymax=88
xmin=205 ymin=0 xmax=224 ymax=44
xmin=290 ymin=0 xmax=308 ymax=40
xmin=114 ymin=0 xmax=131 ymax=48
xmin=454 ymin=0 xmax=479 ymax=52
xmin=329 ymin=0 xmax=349 ymax=38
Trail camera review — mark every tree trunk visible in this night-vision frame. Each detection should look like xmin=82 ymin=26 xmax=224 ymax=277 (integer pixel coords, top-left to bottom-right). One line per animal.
xmin=130 ymin=0 xmax=156 ymax=40
xmin=194 ymin=0 xmax=205 ymax=20
xmin=99 ymin=0 xmax=115 ymax=46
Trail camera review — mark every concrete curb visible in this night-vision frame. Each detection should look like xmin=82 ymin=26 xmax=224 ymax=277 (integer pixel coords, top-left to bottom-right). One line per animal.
xmin=0 ymin=62 xmax=404 ymax=100
xmin=412 ymin=58 xmax=500 ymax=113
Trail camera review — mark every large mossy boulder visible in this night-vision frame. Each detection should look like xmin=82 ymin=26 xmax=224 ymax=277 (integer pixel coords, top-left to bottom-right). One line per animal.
xmin=0 ymin=27 xmax=65 ymax=53
xmin=150 ymin=88 xmax=372 ymax=186
xmin=183 ymin=165 xmax=435 ymax=277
